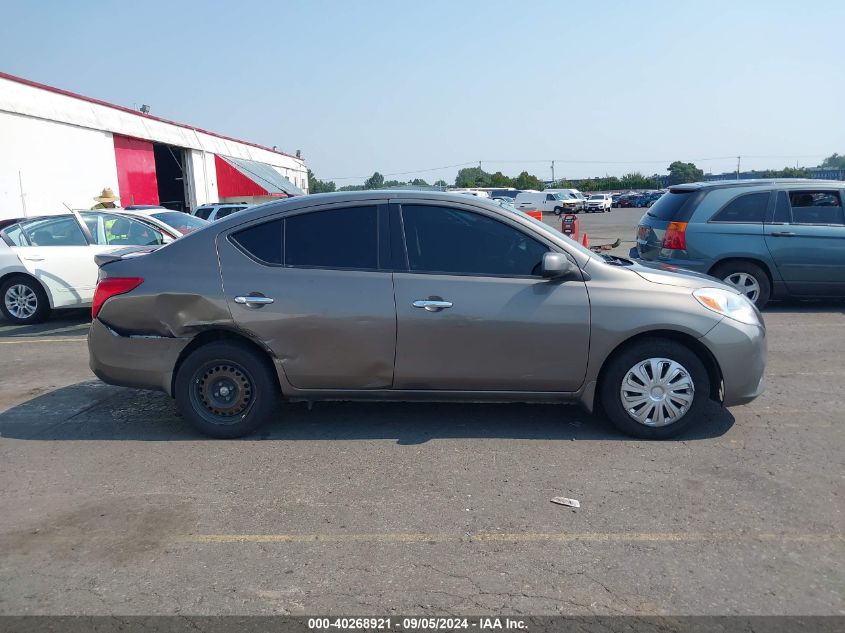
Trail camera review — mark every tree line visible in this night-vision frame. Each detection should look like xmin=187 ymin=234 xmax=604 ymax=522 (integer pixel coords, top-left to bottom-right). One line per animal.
xmin=307 ymin=153 xmax=845 ymax=193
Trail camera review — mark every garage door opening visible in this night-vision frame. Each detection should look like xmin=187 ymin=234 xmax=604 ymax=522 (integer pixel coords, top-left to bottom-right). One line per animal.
xmin=153 ymin=143 xmax=188 ymax=211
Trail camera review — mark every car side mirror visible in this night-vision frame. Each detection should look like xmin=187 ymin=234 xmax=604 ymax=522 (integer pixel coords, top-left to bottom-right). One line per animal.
xmin=541 ymin=252 xmax=578 ymax=279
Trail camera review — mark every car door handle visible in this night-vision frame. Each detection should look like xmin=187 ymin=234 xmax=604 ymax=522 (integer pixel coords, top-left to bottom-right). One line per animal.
xmin=413 ymin=299 xmax=453 ymax=312
xmin=770 ymin=231 xmax=797 ymax=237
xmin=234 ymin=295 xmax=274 ymax=307
xmin=21 ymin=255 xmax=44 ymax=261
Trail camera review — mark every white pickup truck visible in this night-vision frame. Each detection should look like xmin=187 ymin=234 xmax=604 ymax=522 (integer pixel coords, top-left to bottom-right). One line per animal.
xmin=585 ymin=193 xmax=612 ymax=213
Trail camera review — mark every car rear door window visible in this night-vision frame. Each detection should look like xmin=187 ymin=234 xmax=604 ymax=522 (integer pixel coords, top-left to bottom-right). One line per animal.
xmin=401 ymin=204 xmax=547 ymax=276
xmin=285 ymin=206 xmax=378 ymax=269
xmin=20 ymin=216 xmax=88 ymax=246
xmin=788 ymin=190 xmax=844 ymax=225
xmin=710 ymin=192 xmax=769 ymax=223
xmin=231 ymin=219 xmax=284 ymax=264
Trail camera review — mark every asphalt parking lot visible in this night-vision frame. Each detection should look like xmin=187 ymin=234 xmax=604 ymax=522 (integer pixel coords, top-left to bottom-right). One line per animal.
xmin=0 ymin=209 xmax=842 ymax=616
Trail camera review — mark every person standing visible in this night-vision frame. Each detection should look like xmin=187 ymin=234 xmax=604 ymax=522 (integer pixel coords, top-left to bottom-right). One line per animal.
xmin=91 ymin=187 xmax=120 ymax=210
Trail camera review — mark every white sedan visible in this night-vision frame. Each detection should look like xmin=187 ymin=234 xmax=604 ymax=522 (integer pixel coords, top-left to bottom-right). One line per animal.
xmin=0 ymin=210 xmax=174 ymax=324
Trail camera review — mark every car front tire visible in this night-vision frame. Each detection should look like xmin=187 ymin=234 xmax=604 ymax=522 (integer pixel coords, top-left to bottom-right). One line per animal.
xmin=600 ymin=338 xmax=711 ymax=439
xmin=0 ymin=275 xmax=50 ymax=325
xmin=711 ymin=261 xmax=771 ymax=309
xmin=174 ymin=340 xmax=279 ymax=438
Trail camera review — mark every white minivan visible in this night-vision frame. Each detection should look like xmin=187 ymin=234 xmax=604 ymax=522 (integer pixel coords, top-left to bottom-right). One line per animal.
xmin=513 ymin=191 xmax=574 ymax=215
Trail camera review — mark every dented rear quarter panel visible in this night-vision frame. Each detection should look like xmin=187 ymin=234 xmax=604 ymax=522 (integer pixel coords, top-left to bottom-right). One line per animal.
xmin=94 ymin=233 xmax=234 ymax=337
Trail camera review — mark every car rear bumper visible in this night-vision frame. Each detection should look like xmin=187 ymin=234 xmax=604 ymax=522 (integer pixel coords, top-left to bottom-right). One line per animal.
xmin=702 ymin=318 xmax=767 ymax=407
xmin=88 ymin=318 xmax=190 ymax=396
xmin=628 ymin=247 xmax=711 ymax=274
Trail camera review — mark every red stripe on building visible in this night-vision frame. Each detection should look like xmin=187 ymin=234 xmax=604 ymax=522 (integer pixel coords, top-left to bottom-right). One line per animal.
xmin=215 ymin=155 xmax=269 ymax=197
xmin=113 ymin=135 xmax=159 ymax=206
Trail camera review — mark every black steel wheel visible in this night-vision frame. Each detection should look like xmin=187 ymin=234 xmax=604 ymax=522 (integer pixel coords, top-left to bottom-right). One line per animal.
xmin=175 ymin=341 xmax=279 ymax=438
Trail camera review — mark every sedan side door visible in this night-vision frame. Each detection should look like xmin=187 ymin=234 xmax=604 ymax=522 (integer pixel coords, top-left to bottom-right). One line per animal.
xmin=391 ymin=201 xmax=590 ymax=392
xmin=764 ymin=189 xmax=845 ymax=296
xmin=216 ymin=202 xmax=397 ymax=390
xmin=8 ymin=215 xmax=100 ymax=307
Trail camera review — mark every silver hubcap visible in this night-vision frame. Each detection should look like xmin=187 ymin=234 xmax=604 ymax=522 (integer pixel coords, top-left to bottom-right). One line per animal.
xmin=723 ymin=272 xmax=760 ymax=302
xmin=4 ymin=284 xmax=38 ymax=319
xmin=620 ymin=358 xmax=695 ymax=427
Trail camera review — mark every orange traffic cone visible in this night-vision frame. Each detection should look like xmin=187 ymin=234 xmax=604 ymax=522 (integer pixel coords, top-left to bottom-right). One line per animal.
xmin=581 ymin=232 xmax=589 ymax=248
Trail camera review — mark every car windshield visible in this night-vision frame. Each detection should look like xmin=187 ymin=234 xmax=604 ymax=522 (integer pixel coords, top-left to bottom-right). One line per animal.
xmin=589 ymin=195 xmax=603 ymax=200
xmin=151 ymin=211 xmax=208 ymax=234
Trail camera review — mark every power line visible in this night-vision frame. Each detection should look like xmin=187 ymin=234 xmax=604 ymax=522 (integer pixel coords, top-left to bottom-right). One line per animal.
xmin=325 ymin=155 xmax=828 ymax=181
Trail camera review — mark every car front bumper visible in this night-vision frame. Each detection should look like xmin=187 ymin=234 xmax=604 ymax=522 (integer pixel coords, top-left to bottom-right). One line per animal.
xmin=88 ymin=318 xmax=191 ymax=396
xmin=702 ymin=318 xmax=767 ymax=407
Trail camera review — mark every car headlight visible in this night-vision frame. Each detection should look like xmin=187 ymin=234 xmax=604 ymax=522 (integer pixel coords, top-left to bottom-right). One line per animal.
xmin=693 ymin=287 xmax=760 ymax=325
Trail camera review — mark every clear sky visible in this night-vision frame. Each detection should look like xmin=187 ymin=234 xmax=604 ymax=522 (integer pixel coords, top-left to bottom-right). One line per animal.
xmin=2 ymin=0 xmax=843 ymax=185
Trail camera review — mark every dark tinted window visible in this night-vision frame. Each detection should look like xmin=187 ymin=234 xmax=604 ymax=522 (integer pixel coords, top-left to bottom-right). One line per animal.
xmin=401 ymin=205 xmax=547 ymax=276
xmin=285 ymin=206 xmax=378 ymax=269
xmin=646 ymin=191 xmax=697 ymax=221
xmin=711 ymin=192 xmax=768 ymax=223
xmin=231 ymin=219 xmax=283 ymax=264
xmin=788 ymin=190 xmax=844 ymax=225
xmin=195 ymin=207 xmax=213 ymax=220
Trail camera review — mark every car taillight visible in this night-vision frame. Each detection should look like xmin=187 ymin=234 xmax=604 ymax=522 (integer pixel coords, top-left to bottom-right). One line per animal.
xmin=92 ymin=277 xmax=144 ymax=319
xmin=662 ymin=222 xmax=688 ymax=250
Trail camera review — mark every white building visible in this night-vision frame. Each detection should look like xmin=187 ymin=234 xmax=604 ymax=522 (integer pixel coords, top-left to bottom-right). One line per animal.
xmin=0 ymin=71 xmax=308 ymax=220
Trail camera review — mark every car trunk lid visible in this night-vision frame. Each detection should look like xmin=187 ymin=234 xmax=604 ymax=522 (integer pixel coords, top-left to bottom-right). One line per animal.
xmin=94 ymin=245 xmax=161 ymax=267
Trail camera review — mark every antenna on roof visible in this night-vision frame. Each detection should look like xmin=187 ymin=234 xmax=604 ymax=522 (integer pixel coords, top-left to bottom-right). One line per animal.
xmin=139 ymin=104 xmax=151 ymax=114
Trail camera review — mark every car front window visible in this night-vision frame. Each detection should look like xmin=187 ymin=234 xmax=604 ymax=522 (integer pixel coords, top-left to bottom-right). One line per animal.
xmin=85 ymin=213 xmax=164 ymax=246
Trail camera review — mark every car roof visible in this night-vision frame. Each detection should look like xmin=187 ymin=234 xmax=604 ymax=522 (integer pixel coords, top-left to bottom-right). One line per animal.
xmin=212 ymin=190 xmax=540 ymax=226
xmin=670 ymin=178 xmax=845 ymax=193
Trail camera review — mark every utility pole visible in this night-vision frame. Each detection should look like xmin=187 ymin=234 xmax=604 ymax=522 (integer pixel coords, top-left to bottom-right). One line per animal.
xmin=736 ymin=156 xmax=741 ymax=180
xmin=551 ymin=160 xmax=555 ymax=185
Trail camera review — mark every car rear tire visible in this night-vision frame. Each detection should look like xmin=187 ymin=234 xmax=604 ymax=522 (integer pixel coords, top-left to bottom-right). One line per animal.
xmin=1 ymin=275 xmax=50 ymax=325
xmin=711 ymin=261 xmax=770 ymax=309
xmin=554 ymin=207 xmax=563 ymax=216
xmin=174 ymin=341 xmax=279 ymax=438
xmin=599 ymin=338 xmax=710 ymax=439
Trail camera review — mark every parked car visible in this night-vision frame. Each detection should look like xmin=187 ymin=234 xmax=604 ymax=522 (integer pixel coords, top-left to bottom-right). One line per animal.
xmin=629 ymin=179 xmax=845 ymax=308
xmin=192 ymin=203 xmax=250 ymax=222
xmin=120 ymin=208 xmax=209 ymax=235
xmin=611 ymin=194 xmax=622 ymax=208
xmin=0 ymin=211 xmax=167 ymax=324
xmin=617 ymin=193 xmax=639 ymax=208
xmin=88 ymin=191 xmax=766 ymax=440
xmin=585 ymin=194 xmax=612 ymax=213
xmin=514 ymin=191 xmax=571 ymax=215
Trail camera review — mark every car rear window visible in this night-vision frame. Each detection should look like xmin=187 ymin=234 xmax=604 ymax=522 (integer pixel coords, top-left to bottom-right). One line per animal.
xmin=195 ymin=207 xmax=213 ymax=220
xmin=645 ymin=191 xmax=698 ymax=221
